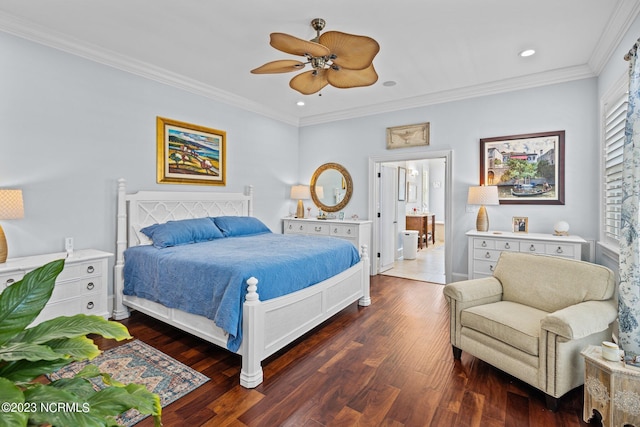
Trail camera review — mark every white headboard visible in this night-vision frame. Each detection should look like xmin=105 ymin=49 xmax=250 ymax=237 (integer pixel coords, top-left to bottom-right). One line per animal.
xmin=115 ymin=178 xmax=253 ymax=261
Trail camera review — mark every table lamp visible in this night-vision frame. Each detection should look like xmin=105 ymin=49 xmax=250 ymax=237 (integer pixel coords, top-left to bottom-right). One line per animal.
xmin=467 ymin=185 xmax=499 ymax=232
xmin=290 ymin=185 xmax=310 ymax=218
xmin=0 ymin=189 xmax=24 ymax=263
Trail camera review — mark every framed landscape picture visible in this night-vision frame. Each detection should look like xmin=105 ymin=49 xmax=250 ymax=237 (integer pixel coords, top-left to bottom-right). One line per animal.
xmin=480 ymin=130 xmax=565 ymax=205
xmin=156 ymin=116 xmax=226 ymax=185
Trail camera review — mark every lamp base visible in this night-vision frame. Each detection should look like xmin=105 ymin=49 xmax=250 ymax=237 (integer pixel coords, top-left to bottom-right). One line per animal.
xmin=0 ymin=224 xmax=7 ymax=263
xmin=296 ymin=200 xmax=305 ymax=218
xmin=476 ymin=205 xmax=489 ymax=232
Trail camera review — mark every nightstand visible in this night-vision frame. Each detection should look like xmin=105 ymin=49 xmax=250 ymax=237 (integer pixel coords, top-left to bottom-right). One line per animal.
xmin=581 ymin=345 xmax=640 ymax=426
xmin=0 ymin=249 xmax=113 ymax=325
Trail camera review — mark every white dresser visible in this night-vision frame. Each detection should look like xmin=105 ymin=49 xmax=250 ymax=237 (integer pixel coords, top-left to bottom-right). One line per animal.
xmin=283 ymin=218 xmax=372 ymax=255
xmin=0 ymin=249 xmax=113 ymax=325
xmin=467 ymin=230 xmax=587 ymax=279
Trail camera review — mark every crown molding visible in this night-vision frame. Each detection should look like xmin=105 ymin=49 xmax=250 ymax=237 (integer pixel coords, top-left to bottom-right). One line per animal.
xmin=0 ymin=12 xmax=301 ymax=127
xmin=299 ymin=65 xmax=596 ymax=127
xmin=588 ymin=0 xmax=640 ymax=74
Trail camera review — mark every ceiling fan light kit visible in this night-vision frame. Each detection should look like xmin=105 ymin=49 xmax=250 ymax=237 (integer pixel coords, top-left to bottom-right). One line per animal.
xmin=251 ymin=18 xmax=380 ymax=95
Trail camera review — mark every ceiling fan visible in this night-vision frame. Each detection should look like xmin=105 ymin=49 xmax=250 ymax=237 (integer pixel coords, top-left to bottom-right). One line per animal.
xmin=251 ymin=18 xmax=380 ymax=95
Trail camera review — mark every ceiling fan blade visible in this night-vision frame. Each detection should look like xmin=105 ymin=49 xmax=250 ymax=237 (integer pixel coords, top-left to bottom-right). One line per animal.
xmin=251 ymin=60 xmax=306 ymax=74
xmin=270 ymin=33 xmax=330 ymax=58
xmin=319 ymin=31 xmax=380 ymax=70
xmin=289 ymin=69 xmax=329 ymax=95
xmin=326 ymin=63 xmax=378 ymax=89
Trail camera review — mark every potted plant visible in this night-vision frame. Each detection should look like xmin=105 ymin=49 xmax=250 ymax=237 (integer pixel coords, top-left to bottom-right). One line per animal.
xmin=0 ymin=259 xmax=161 ymax=427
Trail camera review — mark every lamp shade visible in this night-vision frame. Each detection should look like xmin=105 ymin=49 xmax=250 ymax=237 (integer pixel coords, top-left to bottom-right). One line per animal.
xmin=467 ymin=185 xmax=499 ymax=206
xmin=290 ymin=185 xmax=311 ymax=200
xmin=0 ymin=189 xmax=24 ymax=220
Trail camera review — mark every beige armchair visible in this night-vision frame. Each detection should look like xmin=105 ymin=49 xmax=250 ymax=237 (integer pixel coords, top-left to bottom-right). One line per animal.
xmin=443 ymin=252 xmax=617 ymax=410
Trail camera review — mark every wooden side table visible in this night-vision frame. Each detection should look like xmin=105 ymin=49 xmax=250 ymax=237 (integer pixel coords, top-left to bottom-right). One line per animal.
xmin=581 ymin=345 xmax=640 ymax=426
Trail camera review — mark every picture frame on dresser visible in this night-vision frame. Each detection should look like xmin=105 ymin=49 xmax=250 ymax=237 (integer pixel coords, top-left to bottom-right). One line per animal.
xmin=480 ymin=130 xmax=565 ymax=205
xmin=512 ymin=217 xmax=528 ymax=233
xmin=156 ymin=116 xmax=226 ymax=186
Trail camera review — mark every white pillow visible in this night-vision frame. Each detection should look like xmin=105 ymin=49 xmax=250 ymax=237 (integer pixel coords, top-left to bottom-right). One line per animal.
xmin=132 ymin=225 xmax=153 ymax=246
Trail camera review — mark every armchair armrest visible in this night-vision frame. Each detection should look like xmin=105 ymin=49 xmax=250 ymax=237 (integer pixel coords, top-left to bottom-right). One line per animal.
xmin=541 ymin=299 xmax=617 ymax=340
xmin=443 ymin=276 xmax=503 ymax=303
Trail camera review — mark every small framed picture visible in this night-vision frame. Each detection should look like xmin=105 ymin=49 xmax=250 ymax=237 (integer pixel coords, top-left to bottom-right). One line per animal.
xmin=338 ymin=212 xmax=345 ymax=220
xmin=513 ymin=217 xmax=529 ymax=233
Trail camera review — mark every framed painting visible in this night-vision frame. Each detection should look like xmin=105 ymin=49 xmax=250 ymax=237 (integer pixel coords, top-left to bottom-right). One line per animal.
xmin=156 ymin=116 xmax=226 ymax=185
xmin=386 ymin=122 xmax=430 ymax=149
xmin=480 ymin=130 xmax=565 ymax=205
xmin=398 ymin=167 xmax=406 ymax=201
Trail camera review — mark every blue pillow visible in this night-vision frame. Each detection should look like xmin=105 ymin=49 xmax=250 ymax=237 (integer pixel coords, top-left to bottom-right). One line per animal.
xmin=212 ymin=216 xmax=271 ymax=237
xmin=141 ymin=217 xmax=224 ymax=248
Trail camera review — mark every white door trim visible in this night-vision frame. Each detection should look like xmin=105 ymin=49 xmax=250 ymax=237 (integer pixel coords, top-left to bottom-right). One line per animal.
xmin=368 ymin=150 xmax=453 ymax=283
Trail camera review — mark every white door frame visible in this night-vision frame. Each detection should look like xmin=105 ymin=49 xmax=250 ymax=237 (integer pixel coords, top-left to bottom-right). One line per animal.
xmin=368 ymin=150 xmax=453 ymax=283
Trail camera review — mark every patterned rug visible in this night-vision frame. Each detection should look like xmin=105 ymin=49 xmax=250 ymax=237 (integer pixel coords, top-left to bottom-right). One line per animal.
xmin=48 ymin=339 xmax=210 ymax=426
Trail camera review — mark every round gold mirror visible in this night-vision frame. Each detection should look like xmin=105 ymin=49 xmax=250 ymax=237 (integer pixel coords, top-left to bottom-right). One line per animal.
xmin=310 ymin=163 xmax=353 ymax=213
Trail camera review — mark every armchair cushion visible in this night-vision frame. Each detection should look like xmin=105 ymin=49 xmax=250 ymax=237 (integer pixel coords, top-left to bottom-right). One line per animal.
xmin=462 ymin=301 xmax=547 ymax=356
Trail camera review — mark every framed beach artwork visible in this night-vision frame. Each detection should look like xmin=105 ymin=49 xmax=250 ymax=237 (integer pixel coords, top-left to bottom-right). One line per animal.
xmin=156 ymin=116 xmax=226 ymax=185
xmin=480 ymin=130 xmax=565 ymax=205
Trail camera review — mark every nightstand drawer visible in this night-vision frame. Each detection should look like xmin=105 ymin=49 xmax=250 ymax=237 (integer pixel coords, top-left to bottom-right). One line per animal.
xmin=49 ymin=277 xmax=103 ymax=304
xmin=57 ymin=260 xmax=103 ymax=281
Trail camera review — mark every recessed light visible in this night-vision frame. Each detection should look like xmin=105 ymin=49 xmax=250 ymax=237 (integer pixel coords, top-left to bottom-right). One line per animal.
xmin=383 ymin=80 xmax=397 ymax=87
xmin=519 ymin=49 xmax=536 ymax=57
xmin=296 ymin=101 xmax=305 ymax=106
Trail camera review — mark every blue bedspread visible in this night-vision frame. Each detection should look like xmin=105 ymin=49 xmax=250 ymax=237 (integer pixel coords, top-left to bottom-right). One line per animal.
xmin=123 ymin=233 xmax=361 ymax=351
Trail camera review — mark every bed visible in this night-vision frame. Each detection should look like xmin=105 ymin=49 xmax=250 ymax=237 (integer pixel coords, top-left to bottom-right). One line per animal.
xmin=112 ymin=179 xmax=371 ymax=388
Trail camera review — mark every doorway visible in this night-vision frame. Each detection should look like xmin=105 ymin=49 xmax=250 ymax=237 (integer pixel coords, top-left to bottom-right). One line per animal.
xmin=368 ymin=150 xmax=453 ymax=284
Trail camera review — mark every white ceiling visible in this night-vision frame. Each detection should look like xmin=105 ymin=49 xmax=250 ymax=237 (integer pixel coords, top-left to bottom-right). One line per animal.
xmin=0 ymin=1 xmax=638 ymax=126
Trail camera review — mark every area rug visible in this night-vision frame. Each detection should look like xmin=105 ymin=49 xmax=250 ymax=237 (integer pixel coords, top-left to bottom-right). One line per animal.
xmin=48 ymin=339 xmax=210 ymax=426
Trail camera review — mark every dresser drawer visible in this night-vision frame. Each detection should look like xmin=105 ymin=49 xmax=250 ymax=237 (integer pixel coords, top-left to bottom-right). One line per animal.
xmin=473 ymin=238 xmax=496 ymax=250
xmin=57 ymin=260 xmax=103 ymax=281
xmin=494 ymin=239 xmax=519 ymax=252
xmin=330 ymin=224 xmax=358 ymax=239
xmin=34 ymin=294 xmax=106 ymax=323
xmin=473 ymin=248 xmax=502 ymax=262
xmin=284 ymin=221 xmax=306 ymax=234
xmin=545 ymin=243 xmax=576 ymax=258
xmin=472 ymin=260 xmax=498 ymax=277
xmin=519 ymin=241 xmax=545 ymax=254
xmin=0 ymin=271 xmax=24 ymax=289
xmin=307 ymin=222 xmax=330 ymax=236
xmin=48 ymin=277 xmax=103 ymax=304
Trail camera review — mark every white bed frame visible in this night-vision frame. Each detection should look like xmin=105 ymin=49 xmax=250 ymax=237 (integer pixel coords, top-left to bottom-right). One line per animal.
xmin=113 ymin=179 xmax=370 ymax=388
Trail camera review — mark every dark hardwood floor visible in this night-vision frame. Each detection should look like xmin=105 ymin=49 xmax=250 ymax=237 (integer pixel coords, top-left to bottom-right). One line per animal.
xmin=96 ymin=275 xmax=589 ymax=426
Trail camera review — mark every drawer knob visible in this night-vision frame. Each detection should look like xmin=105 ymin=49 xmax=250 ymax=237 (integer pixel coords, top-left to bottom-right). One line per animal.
xmin=86 ymin=282 xmax=95 ymax=290
xmin=315 ymin=226 xmax=322 ymax=232
xmin=87 ymin=266 xmax=95 ymax=274
xmin=6 ymin=278 xmax=14 ymax=285
xmin=504 ymin=243 xmax=510 ymax=249
xmin=485 ymin=251 xmax=491 ymax=259
xmin=489 ymin=265 xmax=494 ymax=272
xmin=529 ymin=245 xmax=536 ymax=252
xmin=481 ymin=241 xmax=487 ymax=247
xmin=288 ymin=224 xmax=292 ymax=230
xmin=334 ymin=228 xmax=338 ymax=233
xmin=86 ymin=301 xmax=94 ymax=310
xmin=556 ymin=246 xmax=563 ymax=254
xmin=347 ymin=229 xmax=352 ymax=235
xmin=298 ymin=225 xmax=304 ymax=230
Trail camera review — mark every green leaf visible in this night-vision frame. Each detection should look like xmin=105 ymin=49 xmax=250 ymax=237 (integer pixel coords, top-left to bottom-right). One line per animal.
xmin=23 ymin=383 xmax=105 ymax=427
xmin=0 ymin=358 xmax=70 ymax=382
xmin=0 ymin=259 xmax=64 ymax=346
xmin=124 ymin=383 xmax=162 ymax=425
xmin=17 ymin=315 xmax=131 ymax=345
xmin=48 ymin=376 xmax=98 ymax=400
xmin=87 ymin=386 xmax=160 ymax=422
xmin=0 ymin=377 xmax=28 ymax=427
xmin=0 ymin=342 xmax=68 ymax=362
xmin=45 ymin=336 xmax=101 ymax=361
